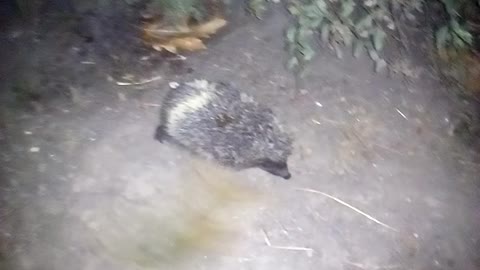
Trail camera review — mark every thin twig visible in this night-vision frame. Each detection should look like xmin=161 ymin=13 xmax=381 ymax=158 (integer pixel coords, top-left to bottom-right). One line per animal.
xmin=115 ymin=75 xmax=163 ymax=86
xmin=166 ymin=54 xmax=187 ymax=61
xmin=261 ymin=229 xmax=314 ymax=257
xmin=346 ymin=261 xmax=402 ymax=270
xmin=296 ymin=188 xmax=398 ymax=232
xmin=395 ymin=108 xmax=408 ymax=120
xmin=142 ymin=103 xmax=162 ymax=107
xmin=371 ymin=143 xmax=406 ymax=156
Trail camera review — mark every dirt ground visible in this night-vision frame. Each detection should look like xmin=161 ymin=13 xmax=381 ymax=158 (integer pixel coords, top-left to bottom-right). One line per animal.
xmin=1 ymin=3 xmax=479 ymax=270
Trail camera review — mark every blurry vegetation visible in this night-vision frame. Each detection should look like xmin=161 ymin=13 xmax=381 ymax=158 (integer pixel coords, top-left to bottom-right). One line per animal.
xmin=285 ymin=0 xmax=393 ymax=74
xmin=248 ymin=0 xmax=478 ymax=76
xmin=432 ymin=0 xmax=480 ymax=98
xmin=12 ymin=0 xmax=478 ymax=76
xmin=13 ymin=0 xmax=40 ymax=18
xmin=248 ymin=0 xmax=276 ymax=18
xmin=435 ymin=0 xmax=474 ymax=53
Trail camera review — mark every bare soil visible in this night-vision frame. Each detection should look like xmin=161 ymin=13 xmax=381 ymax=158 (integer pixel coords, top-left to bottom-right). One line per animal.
xmin=1 ymin=3 xmax=479 ymax=270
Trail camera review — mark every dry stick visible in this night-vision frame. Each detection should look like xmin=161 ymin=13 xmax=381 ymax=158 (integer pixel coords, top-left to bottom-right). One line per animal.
xmin=142 ymin=103 xmax=162 ymax=107
xmin=115 ymin=75 xmax=163 ymax=86
xmin=261 ymin=229 xmax=314 ymax=257
xmin=296 ymin=188 xmax=399 ymax=232
xmin=346 ymin=261 xmax=402 ymax=270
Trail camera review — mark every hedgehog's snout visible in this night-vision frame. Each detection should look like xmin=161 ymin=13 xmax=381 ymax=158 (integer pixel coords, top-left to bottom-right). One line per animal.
xmin=257 ymin=160 xmax=291 ymax=180
xmin=275 ymin=166 xmax=291 ymax=180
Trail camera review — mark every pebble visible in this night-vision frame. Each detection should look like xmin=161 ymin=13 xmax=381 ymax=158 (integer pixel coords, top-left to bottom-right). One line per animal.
xmin=169 ymin=81 xmax=179 ymax=89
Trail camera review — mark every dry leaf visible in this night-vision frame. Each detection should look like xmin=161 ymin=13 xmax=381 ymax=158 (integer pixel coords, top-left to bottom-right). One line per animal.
xmin=143 ymin=22 xmax=191 ymax=39
xmin=153 ymin=37 xmax=206 ymax=53
xmin=142 ymin=16 xmax=227 ymax=53
xmin=190 ymin=17 xmax=227 ymax=38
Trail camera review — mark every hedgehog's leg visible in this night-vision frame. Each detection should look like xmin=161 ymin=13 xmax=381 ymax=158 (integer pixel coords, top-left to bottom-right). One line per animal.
xmin=154 ymin=125 xmax=169 ymax=143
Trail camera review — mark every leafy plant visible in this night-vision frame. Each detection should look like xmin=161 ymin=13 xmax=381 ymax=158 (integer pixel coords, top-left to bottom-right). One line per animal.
xmin=247 ymin=0 xmax=477 ymax=76
xmin=436 ymin=19 xmax=473 ymax=51
xmin=285 ymin=0 xmax=395 ymax=74
xmin=145 ymin=0 xmax=476 ymax=75
xmin=248 ymin=0 xmax=278 ymax=18
xmin=435 ymin=0 xmax=474 ymax=52
xmin=14 ymin=0 xmax=41 ymax=19
xmin=390 ymin=0 xmax=423 ymax=21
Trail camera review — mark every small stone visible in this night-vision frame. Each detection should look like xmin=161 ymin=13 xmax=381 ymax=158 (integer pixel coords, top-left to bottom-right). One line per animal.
xmin=311 ymin=119 xmax=321 ymax=125
xmin=29 ymin=147 xmax=40 ymax=153
xmin=169 ymin=81 xmax=180 ymax=89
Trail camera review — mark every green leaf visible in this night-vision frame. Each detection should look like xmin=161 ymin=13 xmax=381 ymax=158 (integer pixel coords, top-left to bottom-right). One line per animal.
xmin=297 ymin=27 xmax=310 ymax=45
xmin=435 ymin=26 xmax=450 ymax=50
xmin=315 ymin=0 xmax=327 ymax=13
xmin=358 ymin=30 xmax=369 ymax=38
xmin=321 ymin=24 xmax=330 ymax=44
xmin=340 ymin=26 xmax=353 ymax=47
xmin=310 ymin=17 xmax=324 ymax=28
xmin=286 ymin=26 xmax=297 ymax=43
xmin=356 ymin=15 xmax=373 ymax=31
xmin=301 ymin=43 xmax=315 ymax=61
xmin=372 ymin=28 xmax=387 ymax=51
xmin=334 ymin=44 xmax=343 ymax=59
xmin=287 ymin=5 xmax=300 ymax=15
xmin=450 ymin=19 xmax=461 ymax=31
xmin=341 ymin=0 xmax=355 ymax=18
xmin=248 ymin=0 xmax=267 ymax=19
xmin=353 ymin=40 xmax=364 ymax=58
xmin=299 ymin=16 xmax=311 ymax=27
xmin=453 ymin=27 xmax=473 ymax=45
xmin=368 ymin=48 xmax=379 ymax=61
xmin=375 ymin=59 xmax=387 ymax=73
xmin=442 ymin=0 xmax=456 ymax=16
xmin=452 ymin=34 xmax=466 ymax=48
xmin=304 ymin=4 xmax=321 ymax=18
xmin=287 ymin=57 xmax=299 ymax=69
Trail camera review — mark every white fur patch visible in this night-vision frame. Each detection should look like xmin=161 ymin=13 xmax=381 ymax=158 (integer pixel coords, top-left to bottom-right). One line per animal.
xmin=167 ymin=80 xmax=215 ymax=134
xmin=185 ymin=79 xmax=210 ymax=90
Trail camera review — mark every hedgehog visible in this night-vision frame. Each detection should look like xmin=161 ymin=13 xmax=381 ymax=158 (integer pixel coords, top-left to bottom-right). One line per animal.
xmin=154 ymin=79 xmax=293 ymax=179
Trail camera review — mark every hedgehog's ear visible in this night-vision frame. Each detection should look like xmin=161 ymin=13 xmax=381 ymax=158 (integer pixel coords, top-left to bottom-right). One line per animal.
xmin=257 ymin=159 xmax=291 ymax=180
